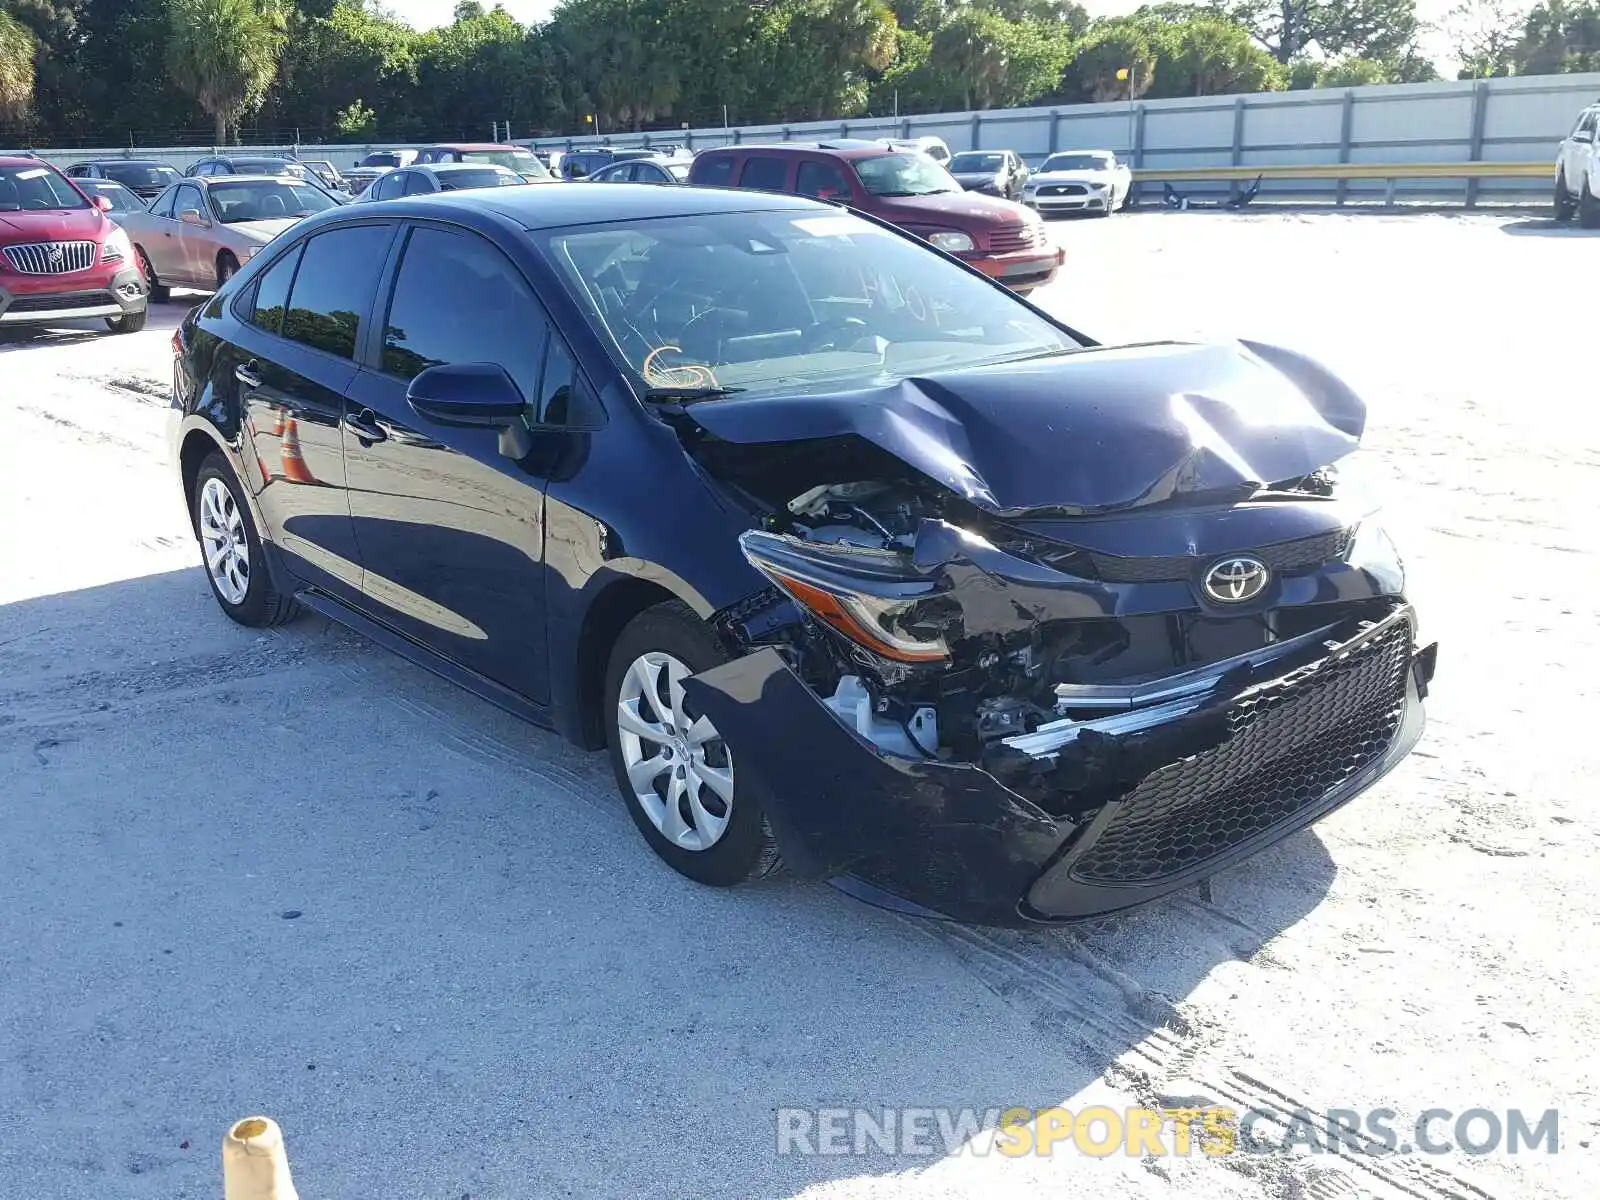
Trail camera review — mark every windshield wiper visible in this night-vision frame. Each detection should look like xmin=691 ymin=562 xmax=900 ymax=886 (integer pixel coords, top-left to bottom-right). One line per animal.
xmin=642 ymin=385 xmax=747 ymax=404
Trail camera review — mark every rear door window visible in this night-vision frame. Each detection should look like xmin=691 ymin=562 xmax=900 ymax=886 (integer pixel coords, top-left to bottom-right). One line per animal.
xmin=280 ymin=224 xmax=394 ymax=360
xmin=739 ymin=156 xmax=787 ymax=191
xmin=247 ymin=244 xmax=302 ymax=335
xmin=402 ymin=172 xmax=434 ymax=196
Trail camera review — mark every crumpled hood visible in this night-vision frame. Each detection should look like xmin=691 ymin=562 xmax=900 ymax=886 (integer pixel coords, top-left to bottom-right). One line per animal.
xmin=683 ymin=340 xmax=1365 ymax=517
xmin=870 ymin=189 xmax=1031 ymax=231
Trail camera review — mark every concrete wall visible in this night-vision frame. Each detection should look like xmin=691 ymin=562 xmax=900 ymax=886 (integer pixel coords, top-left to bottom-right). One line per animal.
xmin=19 ymin=72 xmax=1598 ymax=205
xmin=528 ymin=73 xmax=1600 ymax=205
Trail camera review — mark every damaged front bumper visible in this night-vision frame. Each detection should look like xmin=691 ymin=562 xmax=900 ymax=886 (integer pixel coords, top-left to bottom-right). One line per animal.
xmin=683 ymin=604 xmax=1435 ymax=927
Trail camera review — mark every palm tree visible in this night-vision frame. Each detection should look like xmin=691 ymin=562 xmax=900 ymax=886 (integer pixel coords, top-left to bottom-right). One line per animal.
xmin=167 ymin=0 xmax=286 ymax=145
xmin=0 ymin=10 xmax=34 ymax=125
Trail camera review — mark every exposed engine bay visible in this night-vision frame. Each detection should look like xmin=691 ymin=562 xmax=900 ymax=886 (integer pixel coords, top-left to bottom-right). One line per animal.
xmin=674 ymin=339 xmax=1421 ymax=824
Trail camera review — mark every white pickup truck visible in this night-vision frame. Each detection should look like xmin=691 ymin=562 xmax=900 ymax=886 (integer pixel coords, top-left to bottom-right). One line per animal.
xmin=1554 ymin=102 xmax=1600 ymax=225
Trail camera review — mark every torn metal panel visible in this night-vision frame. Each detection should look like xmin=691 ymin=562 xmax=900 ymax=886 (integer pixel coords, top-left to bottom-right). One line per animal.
xmin=682 ymin=340 xmax=1364 ymax=517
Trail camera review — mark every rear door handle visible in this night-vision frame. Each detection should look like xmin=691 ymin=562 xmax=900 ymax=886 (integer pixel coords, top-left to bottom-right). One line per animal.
xmin=343 ymin=408 xmax=388 ymax=444
xmin=235 ymin=361 xmax=262 ymax=388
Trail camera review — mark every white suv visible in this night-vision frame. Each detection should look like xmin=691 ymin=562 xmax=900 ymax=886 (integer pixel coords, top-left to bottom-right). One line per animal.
xmin=1555 ymin=103 xmax=1600 ymax=225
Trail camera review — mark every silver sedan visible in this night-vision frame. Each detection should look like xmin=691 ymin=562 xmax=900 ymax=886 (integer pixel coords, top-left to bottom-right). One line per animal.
xmin=118 ymin=174 xmax=339 ymax=297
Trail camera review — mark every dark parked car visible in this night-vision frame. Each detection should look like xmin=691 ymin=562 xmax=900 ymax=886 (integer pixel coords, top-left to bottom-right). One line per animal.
xmin=585 ymin=156 xmax=690 ymax=185
xmin=0 ymin=156 xmax=149 ymax=333
xmin=168 ymin=184 xmax=1435 ymax=927
xmin=187 ymin=155 xmax=309 ymax=180
xmin=360 ymin=162 xmax=523 ymax=201
xmin=72 ymin=178 xmax=149 ymax=216
xmin=946 ymin=149 xmax=1029 ymax=200
xmin=557 ymin=147 xmax=654 ymax=179
xmin=688 ymin=141 xmax=1062 ymax=294
xmin=66 ymin=158 xmax=183 ymax=200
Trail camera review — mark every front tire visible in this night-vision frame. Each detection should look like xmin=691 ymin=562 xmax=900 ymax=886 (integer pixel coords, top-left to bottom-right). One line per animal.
xmin=105 ymin=309 xmax=146 ymax=334
xmin=192 ymin=452 xmax=298 ymax=627
xmin=1554 ymin=173 xmax=1576 ymax=222
xmin=604 ymin=601 xmax=781 ymax=887
xmin=136 ymin=247 xmax=170 ymax=302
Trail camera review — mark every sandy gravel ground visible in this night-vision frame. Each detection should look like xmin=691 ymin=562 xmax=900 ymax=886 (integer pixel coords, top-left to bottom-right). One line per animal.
xmin=1 ymin=211 xmax=1596 ymax=1200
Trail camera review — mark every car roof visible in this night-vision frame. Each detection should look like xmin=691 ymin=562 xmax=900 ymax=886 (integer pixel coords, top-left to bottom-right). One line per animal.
xmin=699 ymin=141 xmax=899 ymax=162
xmin=427 ymin=143 xmax=521 ymax=152
xmin=191 ymin=174 xmax=303 ymax=185
xmin=420 ymin=162 xmax=516 ymax=173
xmin=78 ymin=158 xmax=173 ymax=167
xmin=78 ymin=178 xmax=133 ymax=188
xmin=317 ymin=181 xmax=824 ymax=230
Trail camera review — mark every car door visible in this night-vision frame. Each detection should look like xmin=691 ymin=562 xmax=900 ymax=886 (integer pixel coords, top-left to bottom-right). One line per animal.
xmin=341 ymin=221 xmax=560 ymax=700
xmin=171 ymin=182 xmax=217 ymax=286
xmin=1566 ymin=110 xmax=1597 ymax=192
xmin=227 ymin=222 xmax=397 ymax=601
xmin=142 ymin=185 xmax=187 ymax=282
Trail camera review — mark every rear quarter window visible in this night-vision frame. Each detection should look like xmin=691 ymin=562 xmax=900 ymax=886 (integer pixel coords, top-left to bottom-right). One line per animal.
xmin=739 ymin=156 xmax=788 ymax=191
xmin=694 ymin=155 xmax=735 ymax=187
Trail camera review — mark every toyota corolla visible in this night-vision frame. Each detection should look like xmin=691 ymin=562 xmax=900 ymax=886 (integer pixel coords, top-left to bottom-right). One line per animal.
xmin=168 ymin=185 xmax=1436 ymax=926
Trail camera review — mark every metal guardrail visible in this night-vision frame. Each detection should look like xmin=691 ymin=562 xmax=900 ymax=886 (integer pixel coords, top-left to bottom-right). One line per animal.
xmin=1131 ymin=160 xmax=1551 ymax=206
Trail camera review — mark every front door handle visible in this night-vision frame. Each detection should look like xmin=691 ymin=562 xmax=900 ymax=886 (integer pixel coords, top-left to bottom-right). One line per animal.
xmin=343 ymin=408 xmax=388 ymax=444
xmin=235 ymin=361 xmax=262 ymax=388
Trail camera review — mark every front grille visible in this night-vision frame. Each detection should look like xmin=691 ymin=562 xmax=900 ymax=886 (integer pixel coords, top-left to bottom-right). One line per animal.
xmin=1077 ymin=529 xmax=1354 ymax=584
xmin=2 ymin=241 xmax=98 ymax=275
xmin=989 ymin=222 xmax=1049 ymax=254
xmin=1068 ymin=618 xmax=1412 ymax=884
xmin=5 ymin=290 xmax=114 ymax=313
xmin=1040 ymin=184 xmax=1088 ymax=197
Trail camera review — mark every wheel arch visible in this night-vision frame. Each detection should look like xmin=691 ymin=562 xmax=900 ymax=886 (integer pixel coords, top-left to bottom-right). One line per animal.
xmin=567 ymin=574 xmax=690 ymax=750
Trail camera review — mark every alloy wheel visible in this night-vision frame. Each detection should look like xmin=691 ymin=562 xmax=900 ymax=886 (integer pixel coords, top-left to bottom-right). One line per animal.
xmin=199 ymin=476 xmax=249 ymax=605
xmin=615 ymin=651 xmax=734 ymax=851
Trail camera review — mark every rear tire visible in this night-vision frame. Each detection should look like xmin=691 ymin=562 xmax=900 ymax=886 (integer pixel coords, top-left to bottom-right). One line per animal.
xmin=105 ymin=309 xmax=146 ymax=334
xmin=1554 ymin=173 xmax=1576 ymax=222
xmin=1580 ymin=178 xmax=1600 ymax=229
xmin=136 ymin=247 xmax=170 ymax=302
xmin=192 ymin=452 xmax=298 ymax=628
xmin=216 ymin=252 xmax=240 ymax=289
xmin=604 ymin=600 xmax=782 ymax=888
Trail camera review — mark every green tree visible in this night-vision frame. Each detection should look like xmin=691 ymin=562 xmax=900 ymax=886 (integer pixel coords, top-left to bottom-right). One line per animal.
xmin=1445 ymin=0 xmax=1524 ymax=75
xmin=0 ymin=9 xmax=33 ymax=122
xmin=280 ymin=1 xmax=418 ymax=137
xmin=1227 ymin=0 xmax=1419 ymax=64
xmin=1149 ymin=16 xmax=1286 ymax=94
xmin=1317 ymin=54 xmax=1393 ymax=83
xmin=1512 ymin=0 xmax=1600 ymax=73
xmin=922 ymin=7 xmax=1069 ymax=108
xmin=1058 ymin=17 xmax=1161 ymax=101
xmin=166 ymin=0 xmax=286 ymax=142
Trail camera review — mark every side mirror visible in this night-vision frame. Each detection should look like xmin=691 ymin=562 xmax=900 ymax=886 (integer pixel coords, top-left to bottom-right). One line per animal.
xmin=179 ymin=207 xmax=207 ymax=226
xmin=92 ymin=195 xmax=112 ymax=213
xmin=408 ymin=362 xmax=527 ymax=426
xmin=409 ymin=363 xmax=532 ymax=457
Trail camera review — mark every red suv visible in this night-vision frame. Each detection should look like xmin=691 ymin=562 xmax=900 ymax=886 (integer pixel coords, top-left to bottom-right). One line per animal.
xmin=688 ymin=142 xmax=1062 ymax=293
xmin=0 ymin=156 xmax=149 ymax=334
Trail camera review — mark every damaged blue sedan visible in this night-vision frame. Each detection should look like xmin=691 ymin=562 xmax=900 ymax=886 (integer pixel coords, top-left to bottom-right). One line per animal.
xmin=169 ymin=183 xmax=1437 ymax=927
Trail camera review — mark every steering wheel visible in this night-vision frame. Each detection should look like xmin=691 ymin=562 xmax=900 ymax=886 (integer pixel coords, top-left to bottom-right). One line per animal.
xmin=805 ymin=315 xmax=870 ymax=352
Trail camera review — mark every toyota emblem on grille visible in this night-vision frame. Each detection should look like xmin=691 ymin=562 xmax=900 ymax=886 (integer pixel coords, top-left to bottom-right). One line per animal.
xmin=1203 ymin=556 xmax=1269 ymax=602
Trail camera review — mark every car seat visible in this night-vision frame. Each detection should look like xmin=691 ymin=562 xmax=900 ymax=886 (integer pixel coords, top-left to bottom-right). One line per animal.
xmin=261 ymin=194 xmax=288 ymax=217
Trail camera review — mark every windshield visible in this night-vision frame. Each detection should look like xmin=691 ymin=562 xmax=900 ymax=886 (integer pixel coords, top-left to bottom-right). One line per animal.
xmin=1042 ymin=153 xmax=1112 ymax=172
xmin=853 ymin=153 xmax=957 ymax=197
xmin=438 ymin=168 xmax=520 ymax=191
xmin=364 ymin=153 xmax=403 ymax=167
xmin=84 ymin=182 xmax=144 ymax=213
xmin=0 ymin=165 xmax=88 ymax=210
xmin=101 ymin=163 xmax=180 ymax=189
xmin=207 ymin=180 xmax=337 ymax=223
xmin=542 ymin=210 xmax=1077 ymax=399
xmin=459 ymin=150 xmax=549 ymax=178
xmin=949 ymin=153 xmax=1004 ymax=173
xmin=233 ymin=158 xmax=306 ymax=178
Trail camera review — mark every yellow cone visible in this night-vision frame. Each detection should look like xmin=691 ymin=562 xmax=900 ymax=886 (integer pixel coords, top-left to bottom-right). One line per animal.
xmin=222 ymin=1116 xmax=299 ymax=1200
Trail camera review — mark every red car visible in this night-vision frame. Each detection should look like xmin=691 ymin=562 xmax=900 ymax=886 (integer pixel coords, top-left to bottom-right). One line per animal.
xmin=688 ymin=141 xmax=1062 ymax=294
xmin=0 ymin=156 xmax=149 ymax=333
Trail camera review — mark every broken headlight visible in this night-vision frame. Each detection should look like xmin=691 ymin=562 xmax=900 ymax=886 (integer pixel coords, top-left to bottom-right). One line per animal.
xmin=1345 ymin=516 xmax=1404 ymax=594
xmin=739 ymin=531 xmax=951 ymax=664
